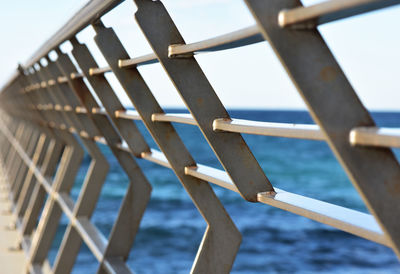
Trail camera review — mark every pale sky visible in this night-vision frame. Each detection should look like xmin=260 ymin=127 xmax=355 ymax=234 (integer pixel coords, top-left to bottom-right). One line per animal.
xmin=1 ymin=0 xmax=399 ymax=110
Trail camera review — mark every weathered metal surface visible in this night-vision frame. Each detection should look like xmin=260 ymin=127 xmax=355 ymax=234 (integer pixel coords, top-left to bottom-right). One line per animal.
xmin=0 ymin=0 xmax=399 ymax=272
xmin=56 ymin=48 xmax=152 ymax=273
xmin=244 ymin=0 xmax=400 ymax=257
xmin=14 ymin=133 xmax=47 ymax=215
xmin=133 ymin=0 xmax=273 ymax=202
xmin=91 ymin=22 xmax=241 ymax=273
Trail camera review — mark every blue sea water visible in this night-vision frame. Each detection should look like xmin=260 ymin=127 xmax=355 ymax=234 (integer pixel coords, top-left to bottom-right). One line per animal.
xmin=49 ymin=110 xmax=400 ymax=273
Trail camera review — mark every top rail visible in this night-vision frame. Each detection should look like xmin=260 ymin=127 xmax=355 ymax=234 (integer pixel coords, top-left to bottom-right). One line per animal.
xmin=1 ymin=0 xmax=400 ymax=272
xmin=24 ymin=0 xmax=123 ymax=68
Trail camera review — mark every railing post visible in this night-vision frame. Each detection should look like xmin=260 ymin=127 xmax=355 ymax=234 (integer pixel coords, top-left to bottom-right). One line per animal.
xmin=73 ymin=25 xmax=242 ymax=272
xmin=132 ymin=0 xmax=274 ymax=202
xmin=244 ymin=0 xmax=400 ymax=258
xmin=53 ymin=49 xmax=153 ymax=273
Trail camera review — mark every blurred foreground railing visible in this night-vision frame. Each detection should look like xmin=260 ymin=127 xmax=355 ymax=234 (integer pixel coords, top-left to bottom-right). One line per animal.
xmin=0 ymin=0 xmax=400 ymax=273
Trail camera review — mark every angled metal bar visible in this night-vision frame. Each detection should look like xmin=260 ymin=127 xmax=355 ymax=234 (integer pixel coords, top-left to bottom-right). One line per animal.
xmin=27 ymin=137 xmax=82 ymax=250
xmin=66 ymin=46 xmax=150 ymax=158
xmin=15 ymin=132 xmax=52 ymax=217
xmin=27 ymin=139 xmax=83 ymax=267
xmin=14 ymin=130 xmax=50 ymax=216
xmin=12 ymin=126 xmax=41 ymax=202
xmin=47 ymin=53 xmax=111 ymax=274
xmin=19 ymin=136 xmax=63 ymax=236
xmin=52 ymin=50 xmax=152 ymax=273
xmin=132 ymin=0 xmax=273 ymax=202
xmin=244 ymin=0 xmax=400 ymax=257
xmin=88 ymin=24 xmax=242 ymax=273
xmin=8 ymin=123 xmax=34 ymax=198
xmin=39 ymin=60 xmax=99 ymax=138
xmin=0 ymin=116 xmax=82 ymax=273
xmin=52 ymin=140 xmax=109 ymax=274
xmin=26 ymin=65 xmax=85 ymax=268
xmin=2 ymin=120 xmax=20 ymax=173
xmin=4 ymin=123 xmax=25 ymax=184
xmin=13 ymin=72 xmax=67 ymax=240
xmin=9 ymin=123 xmax=33 ymax=190
xmin=28 ymin=57 xmax=108 ymax=272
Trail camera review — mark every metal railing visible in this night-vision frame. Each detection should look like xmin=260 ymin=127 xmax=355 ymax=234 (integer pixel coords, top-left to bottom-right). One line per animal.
xmin=0 ymin=0 xmax=399 ymax=273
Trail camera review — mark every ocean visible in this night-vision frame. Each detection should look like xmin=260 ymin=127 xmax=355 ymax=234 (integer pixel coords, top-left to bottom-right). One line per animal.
xmin=48 ymin=110 xmax=400 ymax=273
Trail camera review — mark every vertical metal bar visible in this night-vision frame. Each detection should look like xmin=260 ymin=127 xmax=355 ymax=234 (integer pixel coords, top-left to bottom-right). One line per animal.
xmin=132 ymin=0 xmax=273 ymax=202
xmin=243 ymin=0 xmax=400 ymax=257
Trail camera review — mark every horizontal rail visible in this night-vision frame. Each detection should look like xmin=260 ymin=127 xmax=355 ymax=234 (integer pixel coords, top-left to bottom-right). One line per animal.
xmin=278 ymin=0 xmax=400 ymax=28
xmin=185 ymin=165 xmax=239 ymax=193
xmin=95 ymin=25 xmax=263 ymax=74
xmin=167 ymin=25 xmax=262 ymax=58
xmin=213 ymin=118 xmax=324 ymax=140
xmin=24 ymin=105 xmax=400 ymax=147
xmin=2 ymin=0 xmax=400 ymax=271
xmin=151 ymin=113 xmax=197 ymax=125
xmin=114 ymin=110 xmax=141 ymax=120
xmin=91 ymin=108 xmax=108 ymax=116
xmin=141 ymin=149 xmax=172 ymax=169
xmin=150 ymin=113 xmax=325 ymax=140
xmin=89 ymin=66 xmax=112 ymax=76
xmin=185 ymin=164 xmax=389 ymax=247
xmin=350 ymin=127 xmax=400 ymax=148
xmin=90 ymin=136 xmax=391 ymax=247
xmin=23 ymin=25 xmax=262 ymax=80
xmin=118 ymin=53 xmax=158 ymax=69
xmin=0 ymin=122 xmax=123 ymax=271
xmin=0 ymin=112 xmax=394 ymax=262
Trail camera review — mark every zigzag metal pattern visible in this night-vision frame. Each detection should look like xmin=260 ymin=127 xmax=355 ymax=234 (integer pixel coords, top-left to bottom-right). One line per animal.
xmin=0 ymin=0 xmax=399 ymax=272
